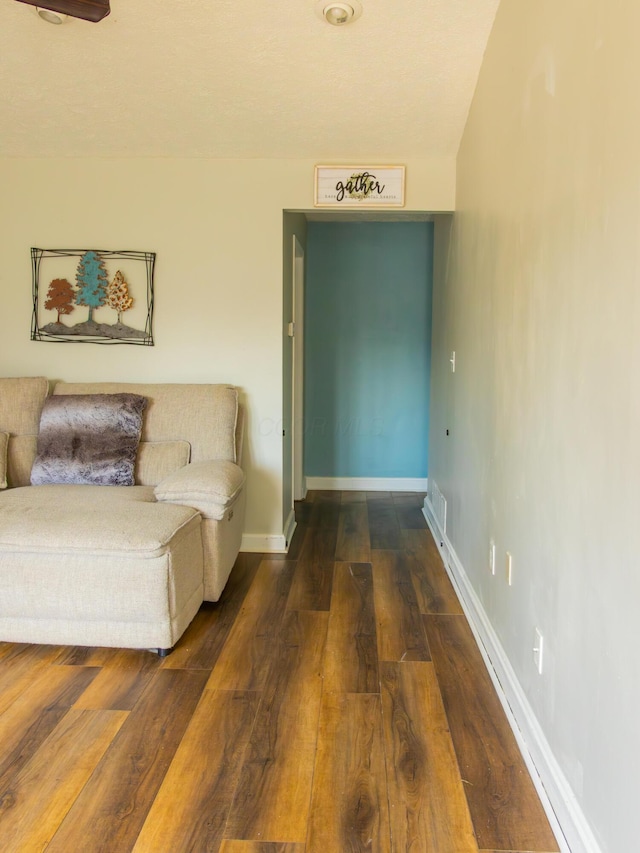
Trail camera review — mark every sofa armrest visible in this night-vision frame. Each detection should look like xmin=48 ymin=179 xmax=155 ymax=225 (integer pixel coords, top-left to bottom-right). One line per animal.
xmin=154 ymin=460 xmax=245 ymax=521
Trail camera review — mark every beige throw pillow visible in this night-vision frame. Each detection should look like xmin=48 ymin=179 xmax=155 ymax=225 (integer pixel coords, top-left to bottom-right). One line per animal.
xmin=135 ymin=440 xmax=191 ymax=486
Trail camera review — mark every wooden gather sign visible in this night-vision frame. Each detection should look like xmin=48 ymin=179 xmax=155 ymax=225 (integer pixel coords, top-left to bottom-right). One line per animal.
xmin=314 ymin=165 xmax=405 ymax=208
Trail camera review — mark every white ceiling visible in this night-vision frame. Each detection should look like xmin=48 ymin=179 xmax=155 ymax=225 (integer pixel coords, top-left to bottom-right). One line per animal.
xmin=0 ymin=0 xmax=499 ymax=159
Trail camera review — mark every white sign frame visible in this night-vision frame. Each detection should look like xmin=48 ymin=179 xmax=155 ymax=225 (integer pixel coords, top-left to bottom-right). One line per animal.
xmin=314 ymin=165 xmax=405 ymax=208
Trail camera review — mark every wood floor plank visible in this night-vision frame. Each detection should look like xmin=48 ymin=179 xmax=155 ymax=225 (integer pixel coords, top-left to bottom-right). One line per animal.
xmin=225 ymin=610 xmax=328 ymax=843
xmin=54 ymin=645 xmax=162 ymax=668
xmin=379 ymin=661 xmax=478 ymax=853
xmin=309 ymin=490 xmax=341 ymax=529
xmin=324 ymin=562 xmax=378 ymax=694
xmin=0 ymin=644 xmax=69 ymax=717
xmin=62 ymin=647 xmax=161 ymax=711
xmin=424 ymin=615 xmax=559 ymax=852
xmin=45 ymin=669 xmax=209 ymax=853
xmin=336 ymin=501 xmax=371 ymax=563
xmin=287 ymin=527 xmax=337 ymax=611
xmin=367 ymin=493 xmax=402 ymax=550
xmin=391 ymin=492 xmax=427 ymax=505
xmin=0 ymin=642 xmax=17 ymax=662
xmin=372 ymin=551 xmax=431 ymax=662
xmin=307 ymin=692 xmax=390 ymax=853
xmin=403 ymin=528 xmax=464 ymax=615
xmin=162 ymin=552 xmax=263 ymax=670
xmin=73 ymin=663 xmax=156 ymax=711
xmin=0 ymin=665 xmax=100 ymax=791
xmin=208 ymin=558 xmax=296 ymax=691
xmin=393 ymin=500 xmax=427 ymax=530
xmin=0 ymin=642 xmax=63 ymax=666
xmin=220 ymin=843 xmax=305 ymax=853
xmin=0 ymin=709 xmax=127 ymax=853
xmin=285 ymin=520 xmax=308 ymax=561
xmin=295 ymin=496 xmax=315 ymax=516
xmin=342 ymin=490 xmax=367 ymax=503
xmin=133 ymin=689 xmax=260 ymax=853
xmin=393 ymin=492 xmax=428 ymax=530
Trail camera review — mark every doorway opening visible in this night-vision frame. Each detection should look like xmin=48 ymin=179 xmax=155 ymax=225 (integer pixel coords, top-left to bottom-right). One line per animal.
xmin=283 ymin=211 xmax=436 ymax=540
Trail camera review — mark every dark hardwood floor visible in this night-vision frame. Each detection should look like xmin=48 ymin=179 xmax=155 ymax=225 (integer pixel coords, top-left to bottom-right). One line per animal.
xmin=0 ymin=491 xmax=560 ymax=852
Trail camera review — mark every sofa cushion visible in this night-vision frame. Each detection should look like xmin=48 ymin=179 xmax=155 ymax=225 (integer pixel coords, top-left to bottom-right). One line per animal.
xmin=0 ymin=377 xmax=49 ymax=488
xmin=135 ymin=440 xmax=191 ymax=486
xmin=6 ymin=435 xmax=37 ymax=489
xmin=155 ymin=459 xmax=245 ymax=521
xmin=0 ymin=376 xmax=49 ymax=435
xmin=31 ymin=394 xmax=147 ymax=487
xmin=0 ymin=485 xmax=197 ymax=556
xmin=0 ymin=432 xmax=8 ymax=489
xmin=54 ymin=382 xmax=239 ymax=464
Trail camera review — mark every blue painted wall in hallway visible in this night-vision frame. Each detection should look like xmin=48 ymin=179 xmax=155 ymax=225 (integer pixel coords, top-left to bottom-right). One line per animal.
xmin=304 ymin=221 xmax=433 ymax=478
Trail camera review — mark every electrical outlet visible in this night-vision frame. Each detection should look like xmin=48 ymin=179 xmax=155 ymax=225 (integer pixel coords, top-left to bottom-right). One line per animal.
xmin=506 ymin=551 xmax=513 ymax=586
xmin=533 ymin=628 xmax=544 ymax=674
xmin=489 ymin=539 xmax=495 ymax=575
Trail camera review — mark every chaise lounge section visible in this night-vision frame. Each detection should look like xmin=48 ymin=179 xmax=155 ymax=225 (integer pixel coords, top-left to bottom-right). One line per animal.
xmin=0 ymin=377 xmax=246 ymax=653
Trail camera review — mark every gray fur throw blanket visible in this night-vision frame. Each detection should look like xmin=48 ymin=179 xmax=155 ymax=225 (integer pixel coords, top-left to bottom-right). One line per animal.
xmin=31 ymin=393 xmax=147 ymax=486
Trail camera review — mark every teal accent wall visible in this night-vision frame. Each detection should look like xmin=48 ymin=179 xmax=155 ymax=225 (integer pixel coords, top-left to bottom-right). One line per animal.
xmin=304 ymin=221 xmax=433 ymax=478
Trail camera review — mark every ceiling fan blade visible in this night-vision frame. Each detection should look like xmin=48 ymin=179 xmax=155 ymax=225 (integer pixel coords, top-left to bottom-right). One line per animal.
xmin=15 ymin=0 xmax=110 ymax=23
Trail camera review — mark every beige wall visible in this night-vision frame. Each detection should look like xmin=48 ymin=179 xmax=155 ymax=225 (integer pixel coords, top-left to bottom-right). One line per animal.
xmin=430 ymin=1 xmax=640 ymax=850
xmin=0 ymin=156 xmax=454 ymax=539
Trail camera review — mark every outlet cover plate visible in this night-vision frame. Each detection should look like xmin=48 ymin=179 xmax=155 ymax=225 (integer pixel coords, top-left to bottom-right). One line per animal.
xmin=533 ymin=628 xmax=544 ymax=674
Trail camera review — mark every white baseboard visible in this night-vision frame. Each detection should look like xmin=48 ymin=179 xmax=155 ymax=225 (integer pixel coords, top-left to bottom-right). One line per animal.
xmin=241 ymin=510 xmax=297 ymax=555
xmin=305 ymin=476 xmax=428 ymax=492
xmin=422 ymin=498 xmax=602 ymax=853
xmin=294 ymin=483 xmax=308 ymax=502
xmin=283 ymin=509 xmax=297 ymax=549
xmin=240 ymin=533 xmax=288 ymax=554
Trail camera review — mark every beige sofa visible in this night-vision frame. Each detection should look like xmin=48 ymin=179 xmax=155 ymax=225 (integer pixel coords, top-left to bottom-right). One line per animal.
xmin=0 ymin=377 xmax=246 ymax=654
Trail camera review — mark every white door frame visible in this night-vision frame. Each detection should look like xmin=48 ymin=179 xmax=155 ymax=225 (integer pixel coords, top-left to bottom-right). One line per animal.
xmin=292 ymin=235 xmax=306 ymax=502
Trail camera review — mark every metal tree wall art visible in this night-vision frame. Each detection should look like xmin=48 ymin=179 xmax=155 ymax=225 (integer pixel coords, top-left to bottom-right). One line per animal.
xmin=44 ymin=278 xmax=75 ymax=323
xmin=75 ymin=250 xmax=108 ymax=324
xmin=106 ymin=270 xmax=134 ymax=324
xmin=31 ymin=248 xmax=155 ymax=345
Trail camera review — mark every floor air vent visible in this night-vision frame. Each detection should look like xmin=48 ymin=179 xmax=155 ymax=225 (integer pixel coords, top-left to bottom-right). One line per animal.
xmin=429 ymin=480 xmax=447 ymax=534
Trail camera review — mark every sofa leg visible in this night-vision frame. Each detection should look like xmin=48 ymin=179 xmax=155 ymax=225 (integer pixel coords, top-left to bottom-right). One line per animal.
xmin=156 ymin=647 xmax=174 ymax=657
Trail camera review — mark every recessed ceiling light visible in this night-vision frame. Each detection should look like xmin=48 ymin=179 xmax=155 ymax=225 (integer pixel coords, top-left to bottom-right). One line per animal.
xmin=316 ymin=1 xmax=363 ymax=26
xmin=35 ymin=6 xmax=67 ymax=24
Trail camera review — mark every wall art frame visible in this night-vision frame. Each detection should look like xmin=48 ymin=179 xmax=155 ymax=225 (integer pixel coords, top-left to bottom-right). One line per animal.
xmin=31 ymin=248 xmax=155 ymax=345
